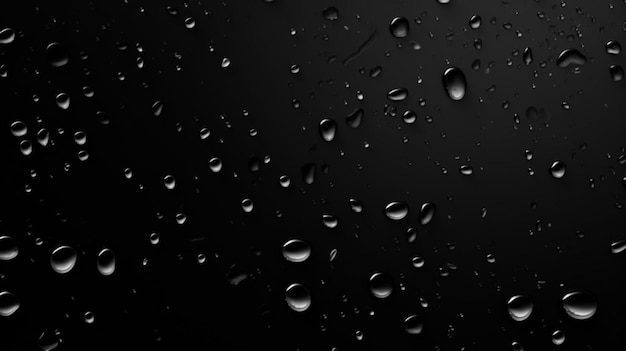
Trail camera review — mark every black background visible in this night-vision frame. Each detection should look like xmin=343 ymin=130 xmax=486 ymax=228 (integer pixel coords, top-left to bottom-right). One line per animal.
xmin=1 ymin=0 xmax=625 ymax=350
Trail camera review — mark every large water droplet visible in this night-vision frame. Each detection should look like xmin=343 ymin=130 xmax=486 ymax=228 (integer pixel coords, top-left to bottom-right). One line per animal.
xmin=322 ymin=7 xmax=338 ymax=21
xmin=611 ymin=239 xmax=626 ymax=254
xmin=556 ymin=48 xmax=587 ymax=68
xmin=609 ymin=64 xmax=624 ymax=82
xmin=606 ymin=40 xmax=621 ymax=55
xmin=322 ymin=214 xmax=338 ymax=228
xmin=97 ymin=248 xmax=116 ymax=276
xmin=404 ymin=314 xmax=423 ymax=334
xmin=390 ymin=17 xmax=409 ymax=38
xmin=442 ymin=67 xmax=467 ymax=100
xmin=209 ymin=157 xmax=222 ymax=173
xmin=50 ymin=245 xmax=77 ymax=274
xmin=562 ymin=291 xmax=597 ymax=320
xmin=0 ymin=28 xmax=16 ymax=44
xmin=285 ymin=283 xmax=311 ymax=312
xmin=346 ymin=108 xmax=363 ymax=128
xmin=384 ymin=201 xmax=409 ymax=220
xmin=0 ymin=236 xmax=18 ymax=260
xmin=507 ymin=295 xmax=533 ymax=321
xmin=550 ymin=161 xmax=566 ymax=179
xmin=387 ymin=88 xmax=408 ymax=101
xmin=319 ymin=118 xmax=337 ymax=141
xmin=369 ymin=272 xmax=393 ymax=298
xmin=10 ymin=121 xmax=27 ymax=137
xmin=0 ymin=291 xmax=19 ymax=316
xmin=459 ymin=164 xmax=473 ymax=175
xmin=418 ymin=202 xmax=436 ymax=225
xmin=163 ymin=175 xmax=176 ymax=189
xmin=469 ymin=15 xmax=481 ymax=29
xmin=282 ymin=239 xmax=311 ymax=263
xmin=46 ymin=42 xmax=70 ymax=67
xmin=402 ymin=110 xmax=417 ymax=124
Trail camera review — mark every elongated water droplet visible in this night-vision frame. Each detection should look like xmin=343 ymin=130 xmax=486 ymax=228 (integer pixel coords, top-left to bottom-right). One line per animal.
xmin=346 ymin=108 xmax=363 ymax=128
xmin=418 ymin=202 xmax=436 ymax=225
xmin=0 ymin=28 xmax=16 ymax=44
xmin=319 ymin=118 xmax=337 ymax=141
xmin=611 ymin=239 xmax=626 ymax=254
xmin=384 ymin=201 xmax=409 ymax=220
xmin=404 ymin=314 xmax=423 ymax=334
xmin=442 ymin=67 xmax=467 ymax=100
xmin=507 ymin=295 xmax=533 ymax=321
xmin=282 ymin=239 xmax=311 ymax=263
xmin=50 ymin=245 xmax=77 ymax=274
xmin=609 ymin=64 xmax=624 ymax=82
xmin=301 ymin=163 xmax=316 ymax=184
xmin=550 ymin=161 xmax=566 ymax=179
xmin=562 ymin=291 xmax=597 ymax=320
xmin=0 ymin=291 xmax=19 ymax=316
xmin=523 ymin=47 xmax=533 ymax=65
xmin=387 ymin=88 xmax=408 ymax=101
xmin=285 ymin=283 xmax=311 ymax=312
xmin=556 ymin=48 xmax=587 ymax=68
xmin=97 ymin=248 xmax=115 ymax=276
xmin=390 ymin=17 xmax=409 ymax=38
xmin=369 ymin=272 xmax=393 ymax=298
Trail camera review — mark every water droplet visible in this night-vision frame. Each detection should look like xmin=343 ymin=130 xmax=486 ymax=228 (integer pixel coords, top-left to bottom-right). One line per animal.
xmin=0 ymin=291 xmax=19 ymax=316
xmin=406 ymin=227 xmax=418 ymax=242
xmin=282 ymin=239 xmax=311 ymax=263
xmin=152 ymin=101 xmax=163 ymax=116
xmin=404 ymin=314 xmax=423 ymax=334
xmin=322 ymin=7 xmax=339 ymax=21
xmin=384 ymin=201 xmax=409 ymax=220
xmin=163 ymin=175 xmax=176 ymax=190
xmin=38 ymin=330 xmax=59 ymax=351
xmin=96 ymin=248 xmax=115 ymax=276
xmin=556 ymin=48 xmax=587 ymax=68
xmin=469 ymin=15 xmax=481 ymax=29
xmin=0 ymin=236 xmax=18 ymax=260
xmin=507 ymin=295 xmax=533 ymax=321
xmin=611 ymin=239 xmax=626 ymax=254
xmin=55 ymin=93 xmax=70 ymax=110
xmin=302 ymin=163 xmax=316 ymax=185
xmin=512 ymin=341 xmax=524 ymax=351
xmin=346 ymin=108 xmax=363 ymax=128
xmin=209 ymin=157 xmax=222 ymax=173
xmin=403 ymin=110 xmax=417 ymax=124
xmin=84 ymin=311 xmax=95 ymax=324
xmin=285 ymin=283 xmax=311 ymax=312
xmin=349 ymin=198 xmax=363 ymax=213
xmin=551 ymin=329 xmax=565 ymax=345
xmin=221 ymin=57 xmax=231 ymax=68
xmin=355 ymin=330 xmax=364 ymax=341
xmin=387 ymin=88 xmax=408 ymax=101
xmin=319 ymin=118 xmax=337 ymax=141
xmin=279 ymin=175 xmax=291 ymax=188
xmin=459 ymin=164 xmax=473 ymax=175
xmin=10 ymin=121 xmax=27 ymax=137
xmin=50 ymin=245 xmax=77 ymax=274
xmin=184 ymin=17 xmax=196 ymax=29
xmin=390 ymin=17 xmax=409 ymax=38
xmin=0 ymin=28 xmax=16 ymax=44
xmin=418 ymin=202 xmax=436 ymax=225
xmin=369 ymin=272 xmax=393 ymax=298
xmin=241 ymin=198 xmax=254 ymax=213
xmin=46 ymin=42 xmax=70 ymax=67
xmin=412 ymin=256 xmax=424 ymax=268
xmin=562 ymin=291 xmax=597 ymax=320
xmin=523 ymin=47 xmax=533 ymax=65
xmin=606 ymin=40 xmax=621 ymax=55
xmin=609 ymin=64 xmax=624 ymax=81
xmin=442 ymin=67 xmax=467 ymax=101
xmin=550 ymin=161 xmax=566 ymax=179
xmin=322 ymin=214 xmax=338 ymax=228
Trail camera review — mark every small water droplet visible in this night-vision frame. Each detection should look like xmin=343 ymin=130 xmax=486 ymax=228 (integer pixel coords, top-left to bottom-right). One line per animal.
xmin=404 ymin=314 xmax=423 ymax=334
xmin=550 ymin=161 xmax=566 ymax=179
xmin=282 ymin=239 xmax=311 ymax=263
xmin=319 ymin=118 xmax=337 ymax=141
xmin=387 ymin=88 xmax=408 ymax=101
xmin=412 ymin=256 xmax=424 ymax=268
xmin=551 ymin=329 xmax=565 ymax=345
xmin=523 ymin=47 xmax=533 ymax=65
xmin=50 ymin=245 xmax=77 ymax=274
xmin=346 ymin=108 xmax=364 ymax=128
xmin=442 ymin=67 xmax=467 ymax=100
xmin=55 ymin=93 xmax=70 ymax=110
xmin=322 ymin=7 xmax=339 ymax=21
xmin=163 ymin=175 xmax=176 ymax=190
xmin=322 ymin=214 xmax=338 ymax=228
xmin=46 ymin=42 xmax=70 ymax=67
xmin=459 ymin=164 xmax=473 ymax=175
xmin=96 ymin=248 xmax=115 ymax=276
xmin=349 ymin=198 xmax=363 ymax=213
xmin=469 ymin=15 xmax=481 ymax=29
xmin=369 ymin=272 xmax=393 ymax=298
xmin=285 ymin=283 xmax=311 ymax=312
xmin=241 ymin=198 xmax=254 ymax=213
xmin=209 ymin=157 xmax=222 ymax=173
xmin=0 ymin=236 xmax=18 ymax=260
xmin=384 ymin=201 xmax=409 ymax=220
xmin=606 ymin=40 xmax=621 ymax=55
xmin=84 ymin=311 xmax=95 ymax=324
xmin=418 ymin=202 xmax=436 ymax=225
xmin=507 ymin=295 xmax=533 ymax=321
xmin=609 ymin=64 xmax=624 ymax=81
xmin=403 ymin=110 xmax=417 ymax=124
xmin=390 ymin=17 xmax=409 ymax=38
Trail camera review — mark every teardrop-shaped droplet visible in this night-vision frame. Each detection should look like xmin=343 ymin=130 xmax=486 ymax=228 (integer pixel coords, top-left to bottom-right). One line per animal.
xmin=551 ymin=330 xmax=565 ymax=345
xmin=387 ymin=88 xmax=408 ymax=101
xmin=556 ymin=48 xmax=587 ymax=68
xmin=562 ymin=291 xmax=597 ymax=320
xmin=384 ymin=201 xmax=409 ymax=220
xmin=285 ymin=283 xmax=311 ymax=312
xmin=319 ymin=118 xmax=337 ymax=141
xmin=349 ymin=198 xmax=363 ymax=213
xmin=322 ymin=7 xmax=338 ymax=21
xmin=550 ymin=160 xmax=566 ymax=179
xmin=418 ymin=202 xmax=436 ymax=225
xmin=369 ymin=272 xmax=393 ymax=298
xmin=390 ymin=17 xmax=409 ymax=38
xmin=163 ymin=175 xmax=176 ymax=190
xmin=0 ymin=291 xmax=20 ymax=317
xmin=442 ymin=67 xmax=467 ymax=101
xmin=55 ymin=93 xmax=70 ymax=110
xmin=0 ymin=28 xmax=16 ymax=45
xmin=50 ymin=245 xmax=77 ymax=274
xmin=523 ymin=47 xmax=533 ymax=65
xmin=606 ymin=40 xmax=621 ymax=55
xmin=322 ymin=214 xmax=338 ymax=228
xmin=609 ymin=64 xmax=624 ymax=82
xmin=346 ymin=108 xmax=363 ymax=128
xmin=46 ymin=42 xmax=70 ymax=67
xmin=96 ymin=248 xmax=116 ymax=276
xmin=0 ymin=236 xmax=18 ymax=261
xmin=611 ymin=239 xmax=626 ymax=254
xmin=507 ymin=295 xmax=533 ymax=321
xmin=282 ymin=239 xmax=311 ymax=263
xmin=469 ymin=15 xmax=481 ymax=29
xmin=404 ymin=314 xmax=423 ymax=334
xmin=301 ymin=163 xmax=316 ymax=185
